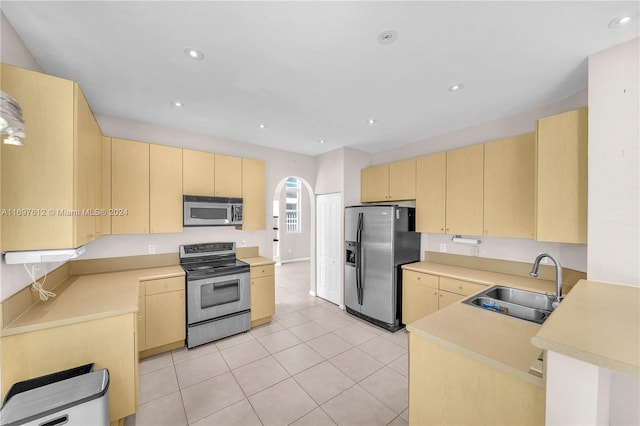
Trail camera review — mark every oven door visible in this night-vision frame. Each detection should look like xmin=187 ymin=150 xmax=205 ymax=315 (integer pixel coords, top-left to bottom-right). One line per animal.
xmin=187 ymin=272 xmax=250 ymax=324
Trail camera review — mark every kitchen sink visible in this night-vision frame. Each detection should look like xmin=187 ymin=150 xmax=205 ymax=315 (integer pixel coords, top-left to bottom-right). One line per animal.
xmin=462 ymin=285 xmax=555 ymax=324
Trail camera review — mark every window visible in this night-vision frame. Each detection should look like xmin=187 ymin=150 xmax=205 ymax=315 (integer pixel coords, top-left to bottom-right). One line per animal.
xmin=285 ymin=177 xmax=301 ymax=233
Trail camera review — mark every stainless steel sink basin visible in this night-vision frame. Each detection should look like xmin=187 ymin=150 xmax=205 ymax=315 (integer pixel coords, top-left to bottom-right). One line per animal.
xmin=462 ymin=285 xmax=555 ymax=324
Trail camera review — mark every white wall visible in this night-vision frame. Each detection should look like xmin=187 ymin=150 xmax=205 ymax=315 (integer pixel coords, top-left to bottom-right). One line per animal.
xmin=587 ymin=37 xmax=640 ymax=286
xmin=545 ymin=38 xmax=640 ymax=426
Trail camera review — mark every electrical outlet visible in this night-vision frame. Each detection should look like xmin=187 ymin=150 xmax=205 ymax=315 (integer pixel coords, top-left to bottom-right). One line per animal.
xmin=148 ymin=244 xmax=156 ymax=254
xmin=241 ymin=240 xmax=247 ymax=247
xmin=471 ymin=246 xmax=480 ymax=257
xmin=440 ymin=243 xmax=447 ymax=253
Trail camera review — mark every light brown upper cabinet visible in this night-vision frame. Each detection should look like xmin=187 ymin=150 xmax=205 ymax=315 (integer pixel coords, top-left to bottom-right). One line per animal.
xmin=446 ymin=144 xmax=484 ymax=236
xmin=100 ymin=137 xmax=112 ymax=236
xmin=484 ymin=133 xmax=535 ymax=238
xmin=1 ymin=64 xmax=103 ymax=250
xmin=182 ymin=149 xmax=215 ymax=196
xmin=535 ymin=108 xmax=588 ymax=244
xmin=214 ymin=154 xmax=243 ymax=197
xmin=416 ymin=152 xmax=447 ymax=233
xmin=241 ymin=158 xmax=266 ymax=230
xmin=361 ymin=158 xmax=416 ymax=202
xmin=150 ymin=144 xmax=183 ymax=233
xmin=182 ymin=151 xmax=242 ymax=198
xmin=111 ymin=138 xmax=150 ymax=234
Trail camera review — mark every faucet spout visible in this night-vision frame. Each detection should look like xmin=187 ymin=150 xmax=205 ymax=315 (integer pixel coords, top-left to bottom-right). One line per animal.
xmin=529 ymin=253 xmax=563 ymax=307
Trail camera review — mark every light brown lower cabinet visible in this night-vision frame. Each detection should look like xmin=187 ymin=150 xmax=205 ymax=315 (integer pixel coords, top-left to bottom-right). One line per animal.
xmin=409 ymin=333 xmax=545 ymax=425
xmin=402 ymin=271 xmax=488 ymax=324
xmin=139 ymin=276 xmax=186 ymax=358
xmin=1 ymin=314 xmax=137 ymax=424
xmin=250 ymin=264 xmax=275 ymax=327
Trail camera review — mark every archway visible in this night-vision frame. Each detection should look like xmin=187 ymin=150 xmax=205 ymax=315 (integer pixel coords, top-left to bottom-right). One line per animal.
xmin=272 ymin=176 xmax=316 ymax=296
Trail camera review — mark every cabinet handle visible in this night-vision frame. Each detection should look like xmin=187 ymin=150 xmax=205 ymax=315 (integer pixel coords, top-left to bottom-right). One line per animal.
xmin=458 ymin=286 xmax=463 ymax=290
xmin=417 ymin=277 xmax=420 ymax=280
xmin=440 ymin=227 xmax=444 ymax=232
xmin=446 ymin=228 xmax=450 ymax=232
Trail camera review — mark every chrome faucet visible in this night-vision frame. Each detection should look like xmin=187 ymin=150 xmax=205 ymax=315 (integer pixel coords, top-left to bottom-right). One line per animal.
xmin=529 ymin=253 xmax=563 ymax=308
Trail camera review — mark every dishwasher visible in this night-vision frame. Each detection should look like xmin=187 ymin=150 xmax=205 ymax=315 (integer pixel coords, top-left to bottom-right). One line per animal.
xmin=0 ymin=364 xmax=110 ymax=426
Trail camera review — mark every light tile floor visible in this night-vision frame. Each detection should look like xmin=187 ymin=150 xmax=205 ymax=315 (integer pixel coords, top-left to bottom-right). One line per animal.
xmin=126 ymin=261 xmax=409 ymax=426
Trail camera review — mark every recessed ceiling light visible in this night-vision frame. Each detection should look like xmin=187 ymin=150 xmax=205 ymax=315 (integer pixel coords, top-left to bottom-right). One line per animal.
xmin=377 ymin=30 xmax=398 ymax=44
xmin=608 ymin=15 xmax=633 ymax=28
xmin=173 ymin=101 xmax=183 ymax=107
xmin=448 ymin=83 xmax=464 ymax=92
xmin=258 ymin=123 xmax=267 ymax=129
xmin=318 ymin=139 xmax=326 ymax=144
xmin=367 ymin=118 xmax=377 ymax=125
xmin=184 ymin=48 xmax=204 ymax=60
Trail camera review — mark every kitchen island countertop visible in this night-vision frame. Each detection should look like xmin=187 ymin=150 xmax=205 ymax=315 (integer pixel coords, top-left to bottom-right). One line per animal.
xmin=403 ymin=261 xmax=559 ymax=386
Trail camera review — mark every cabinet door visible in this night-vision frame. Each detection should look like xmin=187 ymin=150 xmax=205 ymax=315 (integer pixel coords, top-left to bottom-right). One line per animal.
xmin=241 ymin=158 xmax=266 ymax=230
xmin=416 ymin=152 xmax=446 ymax=233
xmin=536 ymin=108 xmax=588 ymax=244
xmin=361 ymin=164 xmax=389 ymax=202
xmin=389 ymin=158 xmax=416 ymax=200
xmin=250 ymin=275 xmax=275 ymax=322
xmin=438 ymin=290 xmax=464 ymax=309
xmin=484 ymin=133 xmax=535 ymax=238
xmin=402 ymin=271 xmax=439 ymax=324
xmin=214 ymin=154 xmax=243 ymax=197
xmin=446 ymin=144 xmax=484 ymax=235
xmin=150 ymin=144 xmax=182 ymax=233
xmin=138 ymin=283 xmax=146 ymax=352
xmin=112 ymin=138 xmax=150 ymax=234
xmin=74 ymin=86 xmax=101 ymax=246
xmin=182 ymin=149 xmax=215 ymax=196
xmin=1 ymin=64 xmax=75 ymax=250
xmin=100 ymin=137 xmax=112 ymax=236
xmin=145 ymin=277 xmax=186 ymax=349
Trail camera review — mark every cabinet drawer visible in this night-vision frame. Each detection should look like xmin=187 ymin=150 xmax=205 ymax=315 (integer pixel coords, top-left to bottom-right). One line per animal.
xmin=251 ymin=264 xmax=275 ymax=279
xmin=403 ymin=270 xmax=438 ymax=289
xmin=439 ymin=277 xmax=486 ymax=296
xmin=145 ymin=276 xmax=185 ymax=296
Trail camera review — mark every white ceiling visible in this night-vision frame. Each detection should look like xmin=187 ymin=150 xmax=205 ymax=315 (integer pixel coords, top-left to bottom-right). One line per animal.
xmin=2 ymin=1 xmax=638 ymax=156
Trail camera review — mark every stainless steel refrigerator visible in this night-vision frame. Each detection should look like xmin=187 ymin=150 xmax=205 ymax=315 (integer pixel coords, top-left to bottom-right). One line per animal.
xmin=344 ymin=205 xmax=420 ymax=331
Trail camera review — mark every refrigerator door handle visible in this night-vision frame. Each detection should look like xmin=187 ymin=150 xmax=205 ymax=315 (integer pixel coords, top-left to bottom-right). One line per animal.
xmin=356 ymin=212 xmax=364 ymax=305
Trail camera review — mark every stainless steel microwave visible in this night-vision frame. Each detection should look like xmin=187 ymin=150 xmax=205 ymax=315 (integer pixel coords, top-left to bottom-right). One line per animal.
xmin=183 ymin=195 xmax=243 ymax=226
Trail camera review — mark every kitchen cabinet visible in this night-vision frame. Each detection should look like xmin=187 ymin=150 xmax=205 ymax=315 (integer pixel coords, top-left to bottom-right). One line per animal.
xmin=415 ymin=152 xmax=446 ymax=233
xmin=150 ymin=144 xmax=183 ymax=233
xmin=402 ymin=270 xmax=439 ymax=324
xmin=182 ymin=148 xmax=215 ymax=196
xmin=409 ymin=333 xmax=544 ymax=425
xmin=402 ymin=271 xmax=489 ymax=324
xmin=536 ymin=108 xmax=588 ymax=244
xmin=1 ymin=314 xmax=138 ymax=423
xmin=250 ymin=263 xmax=275 ymax=327
xmin=100 ymin=137 xmax=112 ymax=236
xmin=182 ymin=150 xmax=243 ymax=198
xmin=360 ymin=158 xmax=416 ymax=202
xmin=1 ymin=64 xmax=103 ymax=250
xmin=241 ymin=158 xmax=266 ymax=230
xmin=141 ymin=276 xmax=186 ymax=357
xmin=446 ymin=144 xmax=484 ymax=236
xmin=214 ymin=154 xmax=243 ymax=197
xmin=111 ymin=138 xmax=150 ymax=234
xmin=484 ymin=133 xmax=535 ymax=238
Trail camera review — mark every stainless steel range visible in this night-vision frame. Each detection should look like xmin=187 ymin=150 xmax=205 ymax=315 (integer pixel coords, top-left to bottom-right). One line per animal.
xmin=179 ymin=242 xmax=250 ymax=348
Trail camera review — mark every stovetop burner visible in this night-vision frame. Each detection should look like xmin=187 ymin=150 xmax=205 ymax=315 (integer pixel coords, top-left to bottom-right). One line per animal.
xmin=179 ymin=242 xmax=249 ymax=279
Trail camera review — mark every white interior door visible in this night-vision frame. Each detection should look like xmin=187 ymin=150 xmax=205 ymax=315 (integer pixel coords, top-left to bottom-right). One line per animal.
xmin=316 ymin=193 xmax=341 ymax=305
